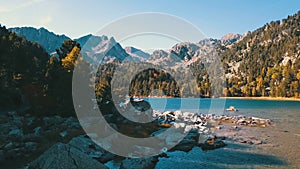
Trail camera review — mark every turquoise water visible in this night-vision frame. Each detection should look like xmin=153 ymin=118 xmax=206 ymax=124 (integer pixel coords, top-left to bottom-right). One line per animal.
xmin=145 ymin=98 xmax=300 ymax=113
xmin=144 ymin=98 xmax=300 ymax=167
xmin=145 ymin=98 xmax=300 ymax=127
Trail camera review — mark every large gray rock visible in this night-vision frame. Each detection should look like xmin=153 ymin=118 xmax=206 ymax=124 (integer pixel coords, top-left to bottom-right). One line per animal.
xmin=68 ymin=136 xmax=115 ymax=163
xmin=28 ymin=142 xmax=108 ymax=169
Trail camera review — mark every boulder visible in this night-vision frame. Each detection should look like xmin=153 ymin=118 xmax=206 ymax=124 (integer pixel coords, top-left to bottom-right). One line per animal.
xmin=169 ymin=130 xmax=199 ymax=152
xmin=28 ymin=142 xmax=108 ymax=169
xmin=68 ymin=136 xmax=115 ymax=163
xmin=165 ymin=132 xmax=185 ymax=146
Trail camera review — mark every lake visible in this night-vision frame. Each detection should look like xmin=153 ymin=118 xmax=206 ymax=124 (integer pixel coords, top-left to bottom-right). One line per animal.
xmin=145 ymin=98 xmax=300 ymax=167
xmin=145 ymin=97 xmax=300 ymax=131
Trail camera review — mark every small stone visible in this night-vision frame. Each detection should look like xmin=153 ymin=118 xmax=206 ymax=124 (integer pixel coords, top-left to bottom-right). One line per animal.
xmin=4 ymin=142 xmax=14 ymax=150
xmin=8 ymin=129 xmax=23 ymax=137
xmin=59 ymin=130 xmax=68 ymax=137
xmin=252 ymin=140 xmax=263 ymax=145
xmin=33 ymin=127 xmax=42 ymax=137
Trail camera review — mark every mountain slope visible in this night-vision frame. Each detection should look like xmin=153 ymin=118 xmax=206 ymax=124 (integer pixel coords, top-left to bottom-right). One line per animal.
xmin=124 ymin=46 xmax=150 ymax=62
xmin=9 ymin=27 xmax=70 ymax=54
xmin=147 ymin=34 xmax=243 ymax=67
xmin=78 ymin=35 xmax=129 ymax=63
xmin=220 ymin=11 xmax=300 ymax=97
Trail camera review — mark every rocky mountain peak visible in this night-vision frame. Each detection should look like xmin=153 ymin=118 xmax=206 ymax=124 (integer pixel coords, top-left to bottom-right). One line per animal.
xmin=221 ymin=33 xmax=243 ymax=45
xmin=124 ymin=46 xmax=150 ymax=62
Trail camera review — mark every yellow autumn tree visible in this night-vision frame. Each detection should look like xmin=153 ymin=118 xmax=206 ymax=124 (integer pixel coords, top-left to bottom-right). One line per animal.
xmin=296 ymin=71 xmax=300 ymax=81
xmin=61 ymin=46 xmax=81 ymax=72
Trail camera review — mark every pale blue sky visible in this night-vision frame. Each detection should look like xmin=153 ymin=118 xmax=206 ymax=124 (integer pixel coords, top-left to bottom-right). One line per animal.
xmin=1 ymin=0 xmax=299 ymax=49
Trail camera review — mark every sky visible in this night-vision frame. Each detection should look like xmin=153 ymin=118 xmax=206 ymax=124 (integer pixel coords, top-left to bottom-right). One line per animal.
xmin=0 ymin=0 xmax=299 ymax=50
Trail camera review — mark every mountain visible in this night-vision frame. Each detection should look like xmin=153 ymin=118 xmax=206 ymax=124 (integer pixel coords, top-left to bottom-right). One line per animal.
xmin=9 ymin=27 xmax=70 ymax=54
xmin=124 ymin=46 xmax=150 ymax=62
xmin=220 ymin=11 xmax=300 ymax=97
xmin=220 ymin=33 xmax=243 ymax=46
xmin=77 ymin=34 xmax=129 ymax=63
xmin=8 ymin=27 xmax=130 ymax=64
xmin=8 ymin=26 xmax=242 ymax=66
xmin=148 ymin=49 xmax=184 ymax=67
xmin=147 ymin=34 xmax=243 ymax=67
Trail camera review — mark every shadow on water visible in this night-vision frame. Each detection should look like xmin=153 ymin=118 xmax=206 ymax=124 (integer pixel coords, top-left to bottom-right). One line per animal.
xmin=225 ymin=143 xmax=252 ymax=150
xmin=158 ymin=145 xmax=287 ymax=169
xmin=209 ymin=149 xmax=287 ymax=166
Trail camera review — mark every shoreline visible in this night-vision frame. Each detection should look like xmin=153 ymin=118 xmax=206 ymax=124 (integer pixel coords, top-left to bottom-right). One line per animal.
xmin=219 ymin=96 xmax=300 ymax=102
xmin=130 ymin=96 xmax=300 ymax=102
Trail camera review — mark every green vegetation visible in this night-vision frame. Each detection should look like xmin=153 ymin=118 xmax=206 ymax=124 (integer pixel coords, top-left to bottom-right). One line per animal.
xmin=0 ymin=24 xmax=82 ymax=116
xmin=0 ymin=25 xmax=48 ymax=109
xmin=220 ymin=11 xmax=300 ymax=97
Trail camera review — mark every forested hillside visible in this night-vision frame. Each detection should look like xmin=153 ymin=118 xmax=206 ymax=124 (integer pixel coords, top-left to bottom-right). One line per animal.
xmin=0 ymin=25 xmax=83 ymax=116
xmin=220 ymin=11 xmax=300 ymax=97
xmin=0 ymin=25 xmax=49 ymax=108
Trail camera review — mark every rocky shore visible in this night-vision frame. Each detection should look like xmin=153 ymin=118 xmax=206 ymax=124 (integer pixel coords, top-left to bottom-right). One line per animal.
xmin=0 ymin=107 xmax=280 ymax=169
